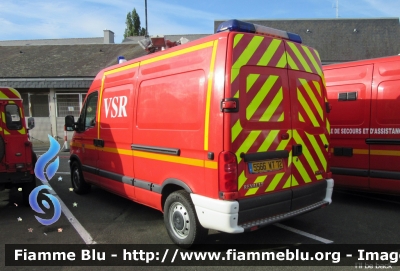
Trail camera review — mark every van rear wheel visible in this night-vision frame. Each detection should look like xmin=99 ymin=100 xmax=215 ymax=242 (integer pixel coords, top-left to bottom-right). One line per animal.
xmin=71 ymin=161 xmax=91 ymax=194
xmin=164 ymin=190 xmax=207 ymax=248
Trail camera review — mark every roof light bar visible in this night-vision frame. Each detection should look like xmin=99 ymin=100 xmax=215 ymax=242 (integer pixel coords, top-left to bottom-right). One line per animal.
xmin=217 ymin=19 xmax=302 ymax=44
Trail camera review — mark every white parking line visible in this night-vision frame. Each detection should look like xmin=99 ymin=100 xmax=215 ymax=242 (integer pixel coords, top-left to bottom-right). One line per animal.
xmin=274 ymin=223 xmax=333 ymax=244
xmin=40 ymin=179 xmax=96 ymax=245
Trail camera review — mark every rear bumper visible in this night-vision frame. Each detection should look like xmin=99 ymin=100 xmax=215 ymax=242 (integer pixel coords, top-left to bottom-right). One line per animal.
xmin=0 ymin=171 xmax=33 ymax=185
xmin=191 ymin=178 xmax=334 ymax=233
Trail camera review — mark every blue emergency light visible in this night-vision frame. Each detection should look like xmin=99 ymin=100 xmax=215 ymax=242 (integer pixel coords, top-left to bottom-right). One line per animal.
xmin=217 ymin=19 xmax=302 ymax=44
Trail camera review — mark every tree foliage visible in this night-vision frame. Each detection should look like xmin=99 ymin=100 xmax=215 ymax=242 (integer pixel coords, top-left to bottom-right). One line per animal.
xmin=124 ymin=8 xmax=146 ymax=39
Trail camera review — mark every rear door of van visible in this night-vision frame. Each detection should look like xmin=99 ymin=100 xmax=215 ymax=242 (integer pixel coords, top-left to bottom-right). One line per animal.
xmin=228 ymin=32 xmax=330 ymax=213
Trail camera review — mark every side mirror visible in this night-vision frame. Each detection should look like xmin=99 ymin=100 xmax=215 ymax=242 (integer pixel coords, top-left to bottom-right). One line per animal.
xmin=27 ymin=117 xmax=35 ymax=130
xmin=65 ymin=115 xmax=75 ymax=131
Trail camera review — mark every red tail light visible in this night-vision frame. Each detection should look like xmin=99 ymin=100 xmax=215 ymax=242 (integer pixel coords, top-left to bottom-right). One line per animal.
xmin=218 ymin=151 xmax=238 ymax=192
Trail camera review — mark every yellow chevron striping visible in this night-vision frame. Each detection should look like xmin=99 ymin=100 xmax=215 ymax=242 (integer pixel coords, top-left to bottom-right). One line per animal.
xmin=235 ymin=130 xmax=262 ymax=163
xmin=299 ymin=78 xmax=323 ymax=121
xmin=277 ymin=52 xmax=287 ymax=68
xmin=313 ymin=80 xmax=322 ymax=97
xmin=299 ymin=112 xmax=305 ymax=122
xmin=265 ymin=172 xmax=285 ymax=192
xmin=277 ymin=130 xmax=292 ymax=155
xmin=238 ymin=170 xmax=247 ymax=190
xmin=233 ymin=34 xmax=244 ymax=48
xmin=287 ymin=54 xmax=299 ymax=70
xmin=326 ymin=119 xmax=331 ymax=134
xmin=278 ymin=112 xmax=285 ymax=121
xmin=297 ymin=88 xmax=320 ymax=127
xmin=257 ymin=39 xmax=282 ymax=66
xmin=293 ymin=130 xmax=319 ymax=176
xmin=293 ymin=158 xmax=311 ymax=184
xmin=0 ymin=91 xmax=8 ymax=99
xmin=287 ymin=42 xmax=312 ymax=73
xmin=302 ymin=46 xmax=323 ymax=77
xmin=246 ymin=75 xmax=279 ymax=120
xmin=231 ymin=36 xmax=264 ymax=83
xmin=232 ymin=119 xmax=243 ymax=142
xmin=245 ymin=176 xmax=267 ymax=196
xmin=246 ymin=74 xmax=260 ymax=93
xmin=292 ymin=175 xmax=299 ymax=186
xmin=306 ymin=133 xmax=327 ymax=171
xmin=260 ymin=87 xmax=283 ymax=121
xmin=320 ymin=134 xmax=329 ymax=149
xmin=257 ymin=130 xmax=280 ymax=152
xmin=283 ymin=175 xmax=291 ymax=188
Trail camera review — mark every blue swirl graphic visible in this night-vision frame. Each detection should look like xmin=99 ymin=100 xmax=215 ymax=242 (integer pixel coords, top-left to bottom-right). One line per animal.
xmin=29 ymin=185 xmax=61 ymax=226
xmin=34 ymin=135 xmax=60 ymax=182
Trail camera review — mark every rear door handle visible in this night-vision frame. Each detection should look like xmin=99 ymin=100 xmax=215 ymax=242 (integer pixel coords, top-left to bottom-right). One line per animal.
xmin=93 ymin=138 xmax=104 ymax=147
xmin=292 ymin=144 xmax=302 ymax=157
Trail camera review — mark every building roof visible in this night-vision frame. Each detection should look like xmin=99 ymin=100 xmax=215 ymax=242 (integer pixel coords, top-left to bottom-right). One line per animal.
xmin=0 ymin=44 xmax=146 ymax=78
xmin=215 ymin=18 xmax=400 ymax=63
xmin=122 ymin=34 xmax=210 ymax=44
xmin=0 ymin=37 xmax=104 ymax=46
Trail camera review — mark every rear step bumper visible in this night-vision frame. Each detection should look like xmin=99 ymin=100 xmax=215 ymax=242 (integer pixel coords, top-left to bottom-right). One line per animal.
xmin=191 ymin=178 xmax=333 ymax=234
xmin=240 ymin=200 xmax=329 ymax=231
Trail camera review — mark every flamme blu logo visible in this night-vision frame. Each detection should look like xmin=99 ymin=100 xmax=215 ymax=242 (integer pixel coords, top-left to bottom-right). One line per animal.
xmin=29 ymin=135 xmax=62 ymax=225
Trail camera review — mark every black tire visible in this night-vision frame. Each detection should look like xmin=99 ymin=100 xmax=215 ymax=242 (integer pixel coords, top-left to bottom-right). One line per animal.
xmin=22 ymin=174 xmax=36 ymax=207
xmin=71 ymin=161 xmax=91 ymax=194
xmin=164 ymin=190 xmax=207 ymax=248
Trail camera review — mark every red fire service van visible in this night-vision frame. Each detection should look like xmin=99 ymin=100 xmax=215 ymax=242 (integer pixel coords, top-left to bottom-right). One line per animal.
xmin=0 ymin=87 xmax=36 ymax=205
xmin=324 ymin=55 xmax=400 ymax=195
xmin=65 ymin=19 xmax=333 ymax=247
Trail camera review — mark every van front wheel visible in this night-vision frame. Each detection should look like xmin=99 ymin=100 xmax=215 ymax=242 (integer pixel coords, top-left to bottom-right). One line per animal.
xmin=71 ymin=161 xmax=90 ymax=194
xmin=164 ymin=190 xmax=207 ymax=248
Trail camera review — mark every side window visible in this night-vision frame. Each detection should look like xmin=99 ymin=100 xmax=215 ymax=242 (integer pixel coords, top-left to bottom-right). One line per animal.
xmin=5 ymin=104 xmax=22 ymax=130
xmin=80 ymin=92 xmax=98 ymax=130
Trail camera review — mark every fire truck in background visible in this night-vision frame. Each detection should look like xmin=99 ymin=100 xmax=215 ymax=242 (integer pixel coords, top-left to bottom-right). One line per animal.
xmin=324 ymin=55 xmax=400 ymax=195
xmin=0 ymin=87 xmax=36 ymax=205
xmin=65 ymin=19 xmax=333 ymax=247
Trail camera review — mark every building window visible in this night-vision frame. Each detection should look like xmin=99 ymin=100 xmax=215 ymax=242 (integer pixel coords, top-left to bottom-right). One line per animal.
xmin=30 ymin=94 xmax=49 ymax=117
xmin=56 ymin=93 xmax=86 ymax=117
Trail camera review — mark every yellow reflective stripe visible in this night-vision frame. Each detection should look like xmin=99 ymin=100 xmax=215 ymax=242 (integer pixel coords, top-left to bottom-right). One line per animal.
xmin=276 ymin=52 xmax=287 ymax=68
xmin=283 ymin=175 xmax=291 ymax=188
xmin=306 ymin=133 xmax=327 ymax=171
xmin=302 ymin=46 xmax=323 ymax=77
xmin=233 ymin=33 xmax=244 ymax=48
xmin=293 ymin=130 xmax=319 ymax=175
xmin=236 ymin=130 xmax=262 ymax=163
xmin=0 ymin=91 xmax=8 ymax=99
xmin=353 ymin=149 xmax=369 ymax=155
xmin=293 ymin=158 xmax=311 ymax=184
xmin=141 ymin=41 xmax=214 ymax=66
xmin=299 ymin=78 xmax=323 ymax=121
xmin=299 ymin=112 xmax=305 ymax=122
xmin=204 ymin=40 xmax=219 ymax=150
xmin=257 ymin=39 xmax=282 ymax=66
xmin=287 ymin=42 xmax=312 ymax=73
xmin=371 ymin=150 xmax=400 ymax=157
xmin=278 ymin=112 xmax=284 ymax=121
xmin=297 ymin=88 xmax=320 ymax=127
xmin=260 ymin=87 xmax=283 ymax=121
xmin=313 ymin=80 xmax=322 ymax=97
xmin=245 ymin=176 xmax=267 ymax=196
xmin=18 ymin=127 xmax=26 ymax=135
xmin=205 ymin=161 xmax=218 ymax=169
xmin=9 ymin=88 xmax=22 ymax=99
xmin=246 ymin=74 xmax=260 ymax=93
xmin=291 ymin=175 xmax=299 ymax=186
xmin=287 ymin=54 xmax=299 ymax=70
xmin=4 ymin=130 xmax=10 ymax=135
xmin=265 ymin=172 xmax=284 ymax=192
xmin=232 ymin=119 xmax=243 ymax=142
xmin=1 ymin=112 xmax=5 ymax=123
xmin=257 ymin=130 xmax=279 ymax=152
xmin=277 ymin=130 xmax=292 ymax=153
xmin=320 ymin=134 xmax=328 ymax=148
xmin=326 ymin=119 xmax=331 ymax=135
xmin=238 ymin=170 xmax=247 ymax=190
xmin=231 ymin=36 xmax=264 ymax=83
xmin=246 ymin=75 xmax=279 ymax=120
xmin=97 ymin=75 xmax=106 ymax=138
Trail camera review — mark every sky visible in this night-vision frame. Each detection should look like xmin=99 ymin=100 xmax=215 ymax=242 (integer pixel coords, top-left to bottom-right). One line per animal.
xmin=0 ymin=0 xmax=399 ymax=43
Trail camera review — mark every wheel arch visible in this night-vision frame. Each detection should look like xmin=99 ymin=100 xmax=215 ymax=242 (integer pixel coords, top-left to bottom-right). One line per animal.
xmin=161 ymin=178 xmax=193 ymax=211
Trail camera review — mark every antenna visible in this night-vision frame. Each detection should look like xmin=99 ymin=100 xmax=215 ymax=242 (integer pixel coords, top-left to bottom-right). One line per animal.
xmin=333 ymin=0 xmax=339 ymax=18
